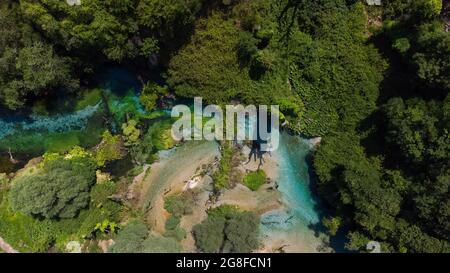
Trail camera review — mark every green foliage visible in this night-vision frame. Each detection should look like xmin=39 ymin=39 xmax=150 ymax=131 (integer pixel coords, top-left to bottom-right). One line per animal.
xmin=140 ymin=82 xmax=169 ymax=112
xmin=207 ymin=204 xmax=239 ymax=218
xmin=108 ymin=220 xmax=181 ymax=253
xmin=0 ymin=173 xmax=121 ymax=252
xmin=287 ymin=3 xmax=386 ymax=136
xmin=141 ymin=234 xmax=181 ymax=253
xmin=10 ymin=156 xmax=96 ymax=219
xmin=93 ymin=219 xmax=119 ymax=235
xmin=165 ymin=215 xmax=181 ymax=231
xmin=322 ymin=216 xmax=342 ymax=236
xmin=0 ymin=174 xmax=9 ymax=205
xmin=1 ymin=0 xmax=449 ymax=254
xmin=243 ymin=170 xmax=267 ymax=191
xmin=0 ymin=5 xmax=79 ymax=109
xmin=121 ymin=119 xmax=142 ymax=146
xmin=384 ymin=0 xmax=443 ymax=19
xmin=393 ymin=38 xmax=411 ymax=53
xmin=213 ymin=141 xmax=234 ymax=190
xmin=129 ymin=119 xmax=175 ymax=164
xmin=413 ymin=22 xmax=450 ymax=92
xmin=302 ymin=1 xmax=449 ymax=252
xmin=221 ymin=211 xmax=260 ymax=253
xmin=345 ymin=231 xmax=373 ymax=252
xmin=193 ymin=215 xmax=226 ymax=253
xmin=168 ymin=12 xmax=252 ymax=103
xmin=94 ymin=131 xmax=126 ymax=167
xmin=0 ymin=41 xmax=78 ymax=109
xmin=165 ymin=227 xmax=187 ymax=242
xmin=193 ymin=205 xmax=260 ymax=253
xmin=164 ymin=192 xmax=195 ymax=217
xmin=108 ymin=221 xmax=149 ymax=253
xmin=75 ymin=89 xmax=103 ymax=111
xmin=384 ymin=97 xmax=449 ymax=163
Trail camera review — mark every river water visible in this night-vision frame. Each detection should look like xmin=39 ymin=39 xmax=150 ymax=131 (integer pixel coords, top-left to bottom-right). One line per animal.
xmin=260 ymin=133 xmax=325 ymax=252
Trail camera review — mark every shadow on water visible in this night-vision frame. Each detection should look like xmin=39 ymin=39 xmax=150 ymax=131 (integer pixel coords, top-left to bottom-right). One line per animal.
xmin=97 ymin=67 xmax=142 ymax=96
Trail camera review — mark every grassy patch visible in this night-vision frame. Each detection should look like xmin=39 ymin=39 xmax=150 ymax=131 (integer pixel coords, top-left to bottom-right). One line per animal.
xmin=243 ymin=170 xmax=267 ymax=191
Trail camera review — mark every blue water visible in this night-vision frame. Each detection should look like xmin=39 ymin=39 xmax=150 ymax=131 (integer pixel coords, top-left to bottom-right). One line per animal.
xmin=260 ymin=133 xmax=323 ymax=251
xmin=0 ymin=104 xmax=101 ymax=140
xmin=0 ymin=67 xmax=143 ymax=143
xmin=278 ymin=133 xmax=320 ymax=223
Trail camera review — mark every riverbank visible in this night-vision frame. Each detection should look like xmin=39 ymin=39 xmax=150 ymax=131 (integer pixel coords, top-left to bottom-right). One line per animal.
xmin=131 ymin=134 xmax=328 ymax=253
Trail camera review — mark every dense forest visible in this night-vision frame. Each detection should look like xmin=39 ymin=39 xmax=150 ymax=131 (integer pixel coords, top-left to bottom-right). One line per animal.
xmin=0 ymin=0 xmax=448 ymax=253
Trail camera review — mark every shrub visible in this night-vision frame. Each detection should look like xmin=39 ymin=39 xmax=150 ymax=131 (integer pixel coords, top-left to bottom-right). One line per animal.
xmin=165 ymin=227 xmax=187 ymax=242
xmin=108 ymin=221 xmax=149 ymax=253
xmin=193 ymin=216 xmax=226 ymax=253
xmin=9 ymin=156 xmax=96 ymax=219
xmin=165 ymin=215 xmax=181 ymax=231
xmin=164 ymin=192 xmax=195 ymax=217
xmin=243 ymin=170 xmax=267 ymax=191
xmin=141 ymin=235 xmax=181 ymax=253
xmin=93 ymin=131 xmax=126 ymax=167
xmin=193 ymin=205 xmax=260 ymax=253
xmin=108 ymin=220 xmax=182 ymax=253
xmin=322 ymin=216 xmax=342 ymax=236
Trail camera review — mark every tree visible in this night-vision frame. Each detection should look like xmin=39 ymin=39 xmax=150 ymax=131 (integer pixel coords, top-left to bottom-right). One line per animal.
xmin=141 ymin=234 xmax=181 ymax=253
xmin=94 ymin=131 xmax=126 ymax=167
xmin=286 ymin=2 xmax=386 ymax=136
xmin=168 ymin=13 xmax=252 ymax=103
xmin=193 ymin=216 xmax=226 ymax=253
xmin=0 ymin=41 xmax=78 ymax=109
xmin=164 ymin=192 xmax=195 ymax=217
xmin=140 ymin=82 xmax=169 ymax=112
xmin=413 ymin=22 xmax=450 ymax=92
xmin=137 ymin=0 xmax=201 ymax=35
xmin=384 ymin=0 xmax=443 ymax=19
xmin=108 ymin=220 xmax=181 ymax=253
xmin=108 ymin=221 xmax=149 ymax=253
xmin=222 ymin=212 xmax=260 ymax=253
xmin=121 ymin=119 xmax=141 ymax=146
xmin=322 ymin=216 xmax=342 ymax=236
xmin=193 ymin=206 xmax=260 ymax=253
xmin=10 ymin=156 xmax=96 ymax=219
xmin=384 ymin=97 xmax=449 ymax=163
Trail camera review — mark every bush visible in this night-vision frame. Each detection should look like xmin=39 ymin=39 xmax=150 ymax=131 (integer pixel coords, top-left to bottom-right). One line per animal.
xmin=93 ymin=131 xmax=126 ymax=167
xmin=193 ymin=205 xmax=260 ymax=253
xmin=0 ymin=175 xmax=122 ymax=252
xmin=165 ymin=227 xmax=187 ymax=242
xmin=108 ymin=221 xmax=149 ymax=253
xmin=193 ymin=216 xmax=226 ymax=253
xmin=141 ymin=235 xmax=181 ymax=253
xmin=164 ymin=192 xmax=195 ymax=217
xmin=322 ymin=216 xmax=342 ymax=236
xmin=165 ymin=215 xmax=181 ymax=231
xmin=108 ymin=220 xmax=182 ymax=253
xmin=10 ymin=156 xmax=96 ymax=219
xmin=222 ymin=212 xmax=260 ymax=253
xmin=243 ymin=170 xmax=267 ymax=191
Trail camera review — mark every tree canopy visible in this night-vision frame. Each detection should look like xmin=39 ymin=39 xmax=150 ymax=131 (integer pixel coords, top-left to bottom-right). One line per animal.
xmin=10 ymin=156 xmax=96 ymax=219
xmin=193 ymin=206 xmax=260 ymax=253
